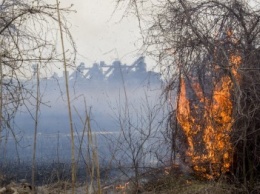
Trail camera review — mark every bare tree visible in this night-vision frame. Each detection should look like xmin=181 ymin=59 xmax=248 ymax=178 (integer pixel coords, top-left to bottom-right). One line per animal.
xmin=117 ymin=0 xmax=260 ymax=191
xmin=0 ymin=0 xmax=75 ymax=132
xmin=107 ymin=89 xmax=166 ymax=192
xmin=0 ymin=0 xmax=76 ymax=189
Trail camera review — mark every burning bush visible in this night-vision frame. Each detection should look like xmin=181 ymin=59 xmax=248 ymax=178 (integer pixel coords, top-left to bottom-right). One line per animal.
xmin=117 ymin=0 xmax=260 ymax=190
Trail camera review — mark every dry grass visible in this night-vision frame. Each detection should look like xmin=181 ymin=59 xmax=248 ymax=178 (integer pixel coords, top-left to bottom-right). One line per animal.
xmin=142 ymin=174 xmax=246 ymax=194
xmin=0 ymin=176 xmax=250 ymax=194
xmin=37 ymin=181 xmax=84 ymax=194
xmin=0 ymin=165 xmax=252 ymax=194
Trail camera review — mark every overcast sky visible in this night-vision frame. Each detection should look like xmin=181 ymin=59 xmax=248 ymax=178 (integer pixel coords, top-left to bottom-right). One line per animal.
xmin=60 ymin=0 xmax=147 ymax=68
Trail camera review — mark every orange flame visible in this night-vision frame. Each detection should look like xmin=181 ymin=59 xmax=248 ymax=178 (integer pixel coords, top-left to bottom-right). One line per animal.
xmin=176 ymin=33 xmax=241 ymax=179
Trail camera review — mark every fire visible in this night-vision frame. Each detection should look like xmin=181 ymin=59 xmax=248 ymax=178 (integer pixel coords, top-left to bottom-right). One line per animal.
xmin=176 ymin=34 xmax=241 ymax=179
xmin=177 ymin=73 xmax=234 ymax=179
xmin=115 ymin=182 xmax=129 ymax=192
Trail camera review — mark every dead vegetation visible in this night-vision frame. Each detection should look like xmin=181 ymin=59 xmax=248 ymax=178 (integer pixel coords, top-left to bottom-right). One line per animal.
xmin=0 ymin=181 xmax=32 ymax=194
xmin=142 ymin=172 xmax=244 ymax=194
xmin=0 ymin=163 xmax=258 ymax=194
xmin=1 ymin=0 xmax=260 ymax=193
